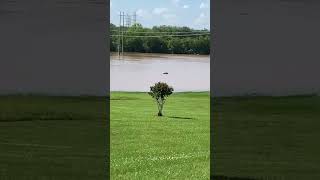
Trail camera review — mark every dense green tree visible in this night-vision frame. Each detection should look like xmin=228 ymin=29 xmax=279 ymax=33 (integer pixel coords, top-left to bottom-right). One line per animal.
xmin=125 ymin=37 xmax=144 ymax=52
xmin=110 ymin=23 xmax=210 ymax=55
xmin=148 ymin=82 xmax=174 ymax=116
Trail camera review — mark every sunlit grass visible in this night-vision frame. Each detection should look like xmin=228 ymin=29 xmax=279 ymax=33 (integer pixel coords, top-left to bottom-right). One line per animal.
xmin=111 ymin=92 xmax=210 ymax=179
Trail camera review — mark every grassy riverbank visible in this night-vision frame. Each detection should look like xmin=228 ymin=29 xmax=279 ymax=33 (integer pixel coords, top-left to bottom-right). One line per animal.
xmin=111 ymin=92 xmax=210 ymax=179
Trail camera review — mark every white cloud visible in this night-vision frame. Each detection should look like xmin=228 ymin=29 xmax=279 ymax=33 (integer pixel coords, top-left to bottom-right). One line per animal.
xmin=172 ymin=0 xmax=180 ymax=6
xmin=183 ymin=5 xmax=189 ymax=9
xmin=162 ymin=14 xmax=177 ymax=19
xmin=200 ymin=2 xmax=209 ymax=9
xmin=152 ymin=8 xmax=168 ymax=15
xmin=194 ymin=12 xmax=209 ymax=28
xmin=161 ymin=13 xmax=178 ymax=26
xmin=136 ymin=9 xmax=152 ymax=19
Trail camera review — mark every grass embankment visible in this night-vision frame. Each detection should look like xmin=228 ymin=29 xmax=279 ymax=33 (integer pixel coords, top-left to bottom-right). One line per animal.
xmin=213 ymin=95 xmax=320 ymax=180
xmin=0 ymin=96 xmax=107 ymax=180
xmin=111 ymin=92 xmax=210 ymax=179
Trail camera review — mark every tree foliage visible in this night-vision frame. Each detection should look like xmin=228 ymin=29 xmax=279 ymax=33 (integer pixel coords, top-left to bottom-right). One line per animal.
xmin=110 ymin=23 xmax=210 ymax=55
xmin=148 ymin=82 xmax=174 ymax=116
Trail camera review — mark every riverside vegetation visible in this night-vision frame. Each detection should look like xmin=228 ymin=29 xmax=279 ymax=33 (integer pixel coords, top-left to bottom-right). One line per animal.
xmin=110 ymin=23 xmax=210 ymax=55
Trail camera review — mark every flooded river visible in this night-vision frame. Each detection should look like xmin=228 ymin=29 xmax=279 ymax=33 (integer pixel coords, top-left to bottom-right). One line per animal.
xmin=111 ymin=53 xmax=210 ymax=92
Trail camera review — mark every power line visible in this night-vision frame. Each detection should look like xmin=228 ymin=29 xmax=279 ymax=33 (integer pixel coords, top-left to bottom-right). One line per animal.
xmin=111 ymin=30 xmax=210 ymax=34
xmin=133 ymin=11 xmax=137 ymax=24
xmin=118 ymin=11 xmax=121 ymax=58
xmin=110 ymin=33 xmax=210 ymax=38
xmin=117 ymin=11 xmax=139 ymax=59
xmin=121 ymin=12 xmax=124 ymax=57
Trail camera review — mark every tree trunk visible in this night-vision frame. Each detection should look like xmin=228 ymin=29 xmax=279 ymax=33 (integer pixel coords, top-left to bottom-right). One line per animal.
xmin=157 ymin=99 xmax=164 ymax=116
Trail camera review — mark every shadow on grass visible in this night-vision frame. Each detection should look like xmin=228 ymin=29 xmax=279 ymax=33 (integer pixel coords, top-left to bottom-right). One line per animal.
xmin=110 ymin=97 xmax=140 ymax=101
xmin=167 ymin=116 xmax=194 ymax=120
xmin=211 ymin=175 xmax=258 ymax=180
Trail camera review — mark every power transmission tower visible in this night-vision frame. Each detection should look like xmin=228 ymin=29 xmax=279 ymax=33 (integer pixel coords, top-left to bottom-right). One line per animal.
xmin=122 ymin=12 xmax=124 ymax=57
xmin=117 ymin=11 xmax=125 ymax=59
xmin=133 ymin=11 xmax=137 ymax=25
xmin=117 ymin=11 xmax=139 ymax=59
xmin=126 ymin=13 xmax=131 ymax=27
xmin=118 ymin=11 xmax=121 ymax=59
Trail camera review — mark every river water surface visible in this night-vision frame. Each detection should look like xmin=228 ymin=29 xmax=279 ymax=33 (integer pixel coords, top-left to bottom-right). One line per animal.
xmin=111 ymin=53 xmax=210 ymax=92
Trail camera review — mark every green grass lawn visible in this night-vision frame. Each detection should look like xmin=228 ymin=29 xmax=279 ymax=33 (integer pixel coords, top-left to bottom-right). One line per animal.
xmin=213 ymin=95 xmax=320 ymax=180
xmin=0 ymin=96 xmax=107 ymax=180
xmin=4 ymin=93 xmax=317 ymax=179
xmin=110 ymin=92 xmax=210 ymax=179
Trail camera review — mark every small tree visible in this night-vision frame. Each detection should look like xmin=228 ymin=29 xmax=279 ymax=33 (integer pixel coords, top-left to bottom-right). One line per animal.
xmin=148 ymin=82 xmax=174 ymax=116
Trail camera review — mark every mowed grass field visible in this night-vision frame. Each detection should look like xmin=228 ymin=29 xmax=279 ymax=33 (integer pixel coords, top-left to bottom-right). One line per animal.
xmin=3 ymin=93 xmax=317 ymax=179
xmin=213 ymin=95 xmax=320 ymax=180
xmin=0 ymin=96 xmax=107 ymax=180
xmin=110 ymin=92 xmax=210 ymax=179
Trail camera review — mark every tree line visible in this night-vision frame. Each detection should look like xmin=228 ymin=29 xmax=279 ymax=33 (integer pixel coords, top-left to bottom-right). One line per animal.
xmin=110 ymin=23 xmax=210 ymax=55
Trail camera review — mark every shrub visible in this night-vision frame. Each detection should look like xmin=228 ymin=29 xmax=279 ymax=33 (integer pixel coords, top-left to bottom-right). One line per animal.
xmin=148 ymin=82 xmax=174 ymax=116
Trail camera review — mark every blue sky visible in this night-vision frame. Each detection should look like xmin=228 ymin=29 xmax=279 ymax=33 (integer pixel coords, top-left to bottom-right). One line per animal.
xmin=110 ymin=0 xmax=210 ymax=30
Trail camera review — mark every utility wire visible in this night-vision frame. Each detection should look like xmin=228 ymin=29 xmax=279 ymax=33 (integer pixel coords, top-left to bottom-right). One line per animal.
xmin=110 ymin=33 xmax=210 ymax=38
xmin=110 ymin=30 xmax=210 ymax=34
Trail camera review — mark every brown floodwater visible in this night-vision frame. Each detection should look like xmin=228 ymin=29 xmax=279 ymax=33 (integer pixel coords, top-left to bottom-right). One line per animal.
xmin=110 ymin=53 xmax=210 ymax=92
